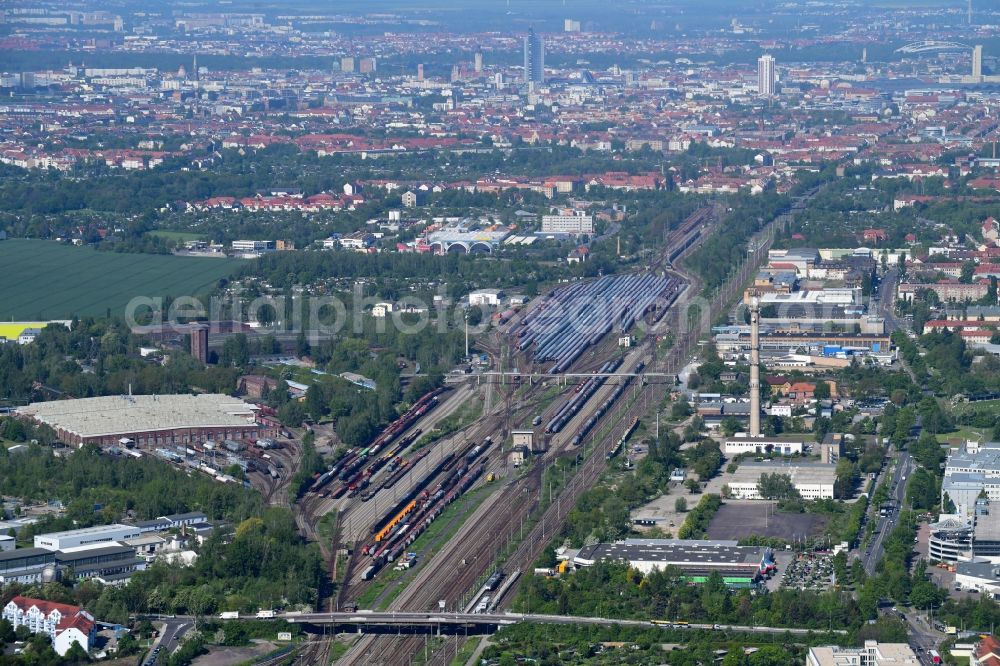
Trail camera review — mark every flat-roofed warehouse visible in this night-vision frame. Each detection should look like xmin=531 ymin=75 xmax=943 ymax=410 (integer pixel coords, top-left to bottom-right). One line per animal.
xmin=17 ymin=394 xmax=276 ymax=448
xmin=572 ymin=539 xmax=775 ymax=586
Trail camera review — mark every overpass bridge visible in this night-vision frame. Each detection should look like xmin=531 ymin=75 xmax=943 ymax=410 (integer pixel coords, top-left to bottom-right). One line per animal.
xmin=281 ymin=610 xmax=848 ymax=636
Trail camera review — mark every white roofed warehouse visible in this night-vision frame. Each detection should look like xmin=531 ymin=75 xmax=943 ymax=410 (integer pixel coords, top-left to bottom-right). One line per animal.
xmin=16 ymin=394 xmax=277 ymax=448
xmin=572 ymin=539 xmax=775 ymax=587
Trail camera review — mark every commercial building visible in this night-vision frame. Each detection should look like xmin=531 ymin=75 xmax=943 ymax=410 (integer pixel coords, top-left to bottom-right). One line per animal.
xmin=540 ymin=212 xmax=594 ymax=235
xmin=723 ymin=434 xmax=805 ymax=457
xmin=726 ymin=462 xmax=837 ymax=500
xmin=955 ymin=560 xmax=1000 ymax=594
xmin=807 ymin=641 xmax=918 ymax=666
xmin=55 ymin=544 xmax=146 ymax=583
xmin=572 ymin=538 xmax=774 ymax=586
xmin=2 ymin=596 xmax=95 ymax=657
xmin=425 ymin=227 xmax=511 ymax=254
xmin=974 ymin=45 xmax=984 ymax=80
xmin=943 ymin=442 xmax=1000 ymax=517
xmin=523 ymin=28 xmax=544 ymax=85
xmin=17 ymin=393 xmax=275 ymax=448
xmin=757 ymin=54 xmax=776 ymax=97
xmin=0 ymin=548 xmax=57 ymax=585
xmin=468 ymin=289 xmax=504 ymax=307
xmin=714 ymin=330 xmax=891 ymax=357
xmin=231 ymin=239 xmax=275 ymax=252
xmin=928 ymin=516 xmax=973 ymax=562
xmin=34 ymin=524 xmax=141 ymax=551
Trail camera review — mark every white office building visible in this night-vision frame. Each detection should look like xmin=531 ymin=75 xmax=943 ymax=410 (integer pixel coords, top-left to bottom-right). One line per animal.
xmin=34 ymin=524 xmax=141 ymax=551
xmin=726 ymin=463 xmax=836 ymax=500
xmin=943 ymin=442 xmax=1000 ymax=517
xmin=540 ymin=212 xmax=594 ymax=235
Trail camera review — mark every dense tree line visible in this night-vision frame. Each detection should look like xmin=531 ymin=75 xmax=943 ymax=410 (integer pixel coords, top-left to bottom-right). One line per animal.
xmin=684 ymin=191 xmax=791 ymax=293
xmin=484 ymin=622 xmax=816 ymax=666
xmin=0 ymin=446 xmax=324 ymax=625
xmin=517 ymin=561 xmax=859 ymax=631
xmin=0 ymin=320 xmax=239 ymax=407
xmin=678 ymin=494 xmax=722 ymax=539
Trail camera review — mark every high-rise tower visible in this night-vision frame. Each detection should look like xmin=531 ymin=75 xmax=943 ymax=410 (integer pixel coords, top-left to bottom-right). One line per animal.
xmin=973 ymin=45 xmax=983 ymax=80
xmin=524 ymin=28 xmax=544 ymax=85
xmin=757 ymin=54 xmax=775 ymax=97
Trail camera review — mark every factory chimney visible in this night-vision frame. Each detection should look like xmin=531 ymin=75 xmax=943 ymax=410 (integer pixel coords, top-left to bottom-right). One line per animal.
xmin=749 ymin=292 xmax=761 ymax=437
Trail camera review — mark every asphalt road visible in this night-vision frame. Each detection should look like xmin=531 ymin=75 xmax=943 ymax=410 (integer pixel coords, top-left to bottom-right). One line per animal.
xmin=861 ymin=451 xmax=914 ymax=576
xmin=875 ymin=268 xmax=904 ymax=333
xmin=904 ymin=611 xmax=944 ymax=665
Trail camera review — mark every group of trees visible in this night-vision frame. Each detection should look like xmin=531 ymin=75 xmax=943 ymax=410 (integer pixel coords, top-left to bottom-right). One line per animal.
xmin=0 ymin=320 xmax=240 ymax=407
xmin=684 ymin=191 xmax=792 ymax=293
xmin=757 ymin=473 xmax=799 ymax=501
xmin=517 ymin=560 xmax=860 ymax=631
xmin=0 ymin=446 xmax=324 ymax=626
xmin=678 ymin=494 xmax=722 ymax=539
xmin=484 ymin=621 xmax=809 ymax=666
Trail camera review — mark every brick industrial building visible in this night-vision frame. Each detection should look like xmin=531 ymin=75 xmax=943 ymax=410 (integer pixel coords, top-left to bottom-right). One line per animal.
xmin=17 ymin=393 xmax=276 ymax=448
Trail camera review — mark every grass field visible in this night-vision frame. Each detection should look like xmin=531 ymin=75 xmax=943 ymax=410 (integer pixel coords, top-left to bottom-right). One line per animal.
xmin=937 ymin=427 xmax=986 ymax=444
xmin=0 ymin=240 xmax=243 ymax=319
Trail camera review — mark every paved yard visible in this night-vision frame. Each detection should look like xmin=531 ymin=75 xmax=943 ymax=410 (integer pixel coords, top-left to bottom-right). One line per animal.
xmin=707 ymin=502 xmax=828 ymax=541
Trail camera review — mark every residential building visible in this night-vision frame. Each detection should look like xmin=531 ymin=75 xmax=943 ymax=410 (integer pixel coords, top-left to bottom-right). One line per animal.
xmin=972 ymin=635 xmax=1000 ymax=666
xmin=898 ymin=281 xmax=989 ymax=303
xmin=2 ymin=596 xmax=96 ymax=657
xmin=758 ymin=54 xmax=776 ymax=97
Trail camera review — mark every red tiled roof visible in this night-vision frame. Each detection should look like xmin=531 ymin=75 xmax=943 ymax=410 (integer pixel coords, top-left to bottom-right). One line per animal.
xmin=8 ymin=596 xmax=95 ymax=636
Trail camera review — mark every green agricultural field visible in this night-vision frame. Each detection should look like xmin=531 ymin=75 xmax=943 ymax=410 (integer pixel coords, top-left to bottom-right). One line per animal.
xmin=0 ymin=240 xmax=243 ymax=319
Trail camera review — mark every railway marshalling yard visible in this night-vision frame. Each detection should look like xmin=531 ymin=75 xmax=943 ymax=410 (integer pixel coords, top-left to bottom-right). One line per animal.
xmin=281 ymin=207 xmax=720 ymax=666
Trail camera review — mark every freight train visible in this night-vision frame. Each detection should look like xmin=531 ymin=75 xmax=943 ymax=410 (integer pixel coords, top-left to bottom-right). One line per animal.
xmin=307 ymin=387 xmax=447 ymax=496
xmin=545 ymin=357 xmax=624 ymax=434
xmin=570 ymin=360 xmax=645 ymax=447
xmin=359 ymin=460 xmax=486 ymax=582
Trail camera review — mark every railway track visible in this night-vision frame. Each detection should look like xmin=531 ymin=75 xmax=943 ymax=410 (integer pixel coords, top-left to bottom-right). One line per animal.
xmin=332 ymin=207 xmax=723 ymax=666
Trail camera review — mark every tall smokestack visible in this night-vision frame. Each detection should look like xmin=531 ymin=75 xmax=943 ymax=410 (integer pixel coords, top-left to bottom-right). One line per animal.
xmin=749 ymin=292 xmax=761 ymax=437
